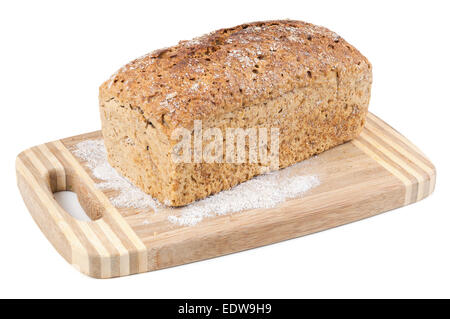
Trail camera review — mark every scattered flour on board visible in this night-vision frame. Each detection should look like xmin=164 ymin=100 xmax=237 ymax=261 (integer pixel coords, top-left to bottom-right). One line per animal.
xmin=72 ymin=139 xmax=320 ymax=226
xmin=72 ymin=139 xmax=161 ymax=211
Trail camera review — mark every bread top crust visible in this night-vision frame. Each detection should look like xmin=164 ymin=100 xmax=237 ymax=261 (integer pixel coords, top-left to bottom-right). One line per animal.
xmin=100 ymin=20 xmax=371 ymax=130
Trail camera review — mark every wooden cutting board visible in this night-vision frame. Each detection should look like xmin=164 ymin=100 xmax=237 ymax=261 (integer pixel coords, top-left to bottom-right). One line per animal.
xmin=16 ymin=113 xmax=436 ymax=278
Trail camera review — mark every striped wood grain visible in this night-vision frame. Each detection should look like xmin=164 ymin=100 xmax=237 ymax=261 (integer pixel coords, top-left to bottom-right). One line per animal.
xmin=16 ymin=113 xmax=435 ymax=278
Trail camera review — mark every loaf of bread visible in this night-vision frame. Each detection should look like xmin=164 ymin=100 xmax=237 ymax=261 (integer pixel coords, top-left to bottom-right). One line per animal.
xmin=99 ymin=20 xmax=372 ymax=206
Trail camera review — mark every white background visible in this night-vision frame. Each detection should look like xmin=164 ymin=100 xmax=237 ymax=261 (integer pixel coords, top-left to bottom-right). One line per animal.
xmin=1 ymin=0 xmax=449 ymax=298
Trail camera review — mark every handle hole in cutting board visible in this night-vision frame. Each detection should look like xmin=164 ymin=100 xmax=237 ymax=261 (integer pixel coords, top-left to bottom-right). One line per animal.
xmin=54 ymin=191 xmax=92 ymax=222
xmin=55 ymin=169 xmax=104 ymax=221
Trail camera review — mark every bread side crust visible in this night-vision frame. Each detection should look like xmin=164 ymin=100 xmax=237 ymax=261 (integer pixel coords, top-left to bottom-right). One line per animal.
xmin=100 ymin=67 xmax=370 ymax=206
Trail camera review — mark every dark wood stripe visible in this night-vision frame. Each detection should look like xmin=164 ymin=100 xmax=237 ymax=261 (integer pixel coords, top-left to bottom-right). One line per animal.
xmin=367 ymin=115 xmax=434 ymax=170
xmin=365 ymin=117 xmax=434 ymax=200
xmin=30 ymin=146 xmax=59 ymax=192
xmin=363 ymin=124 xmax=430 ymax=200
xmin=38 ymin=144 xmax=67 ymax=192
xmin=356 ymin=135 xmax=418 ymax=204
xmin=36 ymin=143 xmax=104 ymax=277
xmin=90 ymin=222 xmax=122 ymax=278
xmin=54 ymin=140 xmax=145 ymax=274
xmin=16 ymin=167 xmax=73 ymax=264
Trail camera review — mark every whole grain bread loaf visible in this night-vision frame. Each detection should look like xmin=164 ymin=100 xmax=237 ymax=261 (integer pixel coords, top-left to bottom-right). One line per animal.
xmin=99 ymin=20 xmax=372 ymax=206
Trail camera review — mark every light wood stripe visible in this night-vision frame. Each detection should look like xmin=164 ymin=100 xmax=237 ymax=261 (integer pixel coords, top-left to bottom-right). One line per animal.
xmin=38 ymin=143 xmax=66 ymax=191
xmin=366 ymin=115 xmax=436 ymax=196
xmin=26 ymin=147 xmax=114 ymax=278
xmin=97 ymin=220 xmax=130 ymax=276
xmin=17 ymin=113 xmax=435 ymax=278
xmin=76 ymin=221 xmax=111 ymax=278
xmin=16 ymin=158 xmax=90 ymax=274
xmin=359 ymin=130 xmax=426 ymax=201
xmin=24 ymin=149 xmax=51 ymax=188
xmin=359 ymin=129 xmax=423 ymax=199
xmin=365 ymin=122 xmax=434 ymax=200
xmin=44 ymin=142 xmax=127 ymax=277
xmin=53 ymin=140 xmax=148 ymax=274
xmin=367 ymin=113 xmax=430 ymax=160
xmin=352 ymin=139 xmax=413 ymax=205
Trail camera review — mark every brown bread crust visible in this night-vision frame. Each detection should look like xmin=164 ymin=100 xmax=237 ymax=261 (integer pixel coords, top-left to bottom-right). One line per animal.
xmin=99 ymin=20 xmax=372 ymax=206
xmin=100 ymin=20 xmax=371 ymax=131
